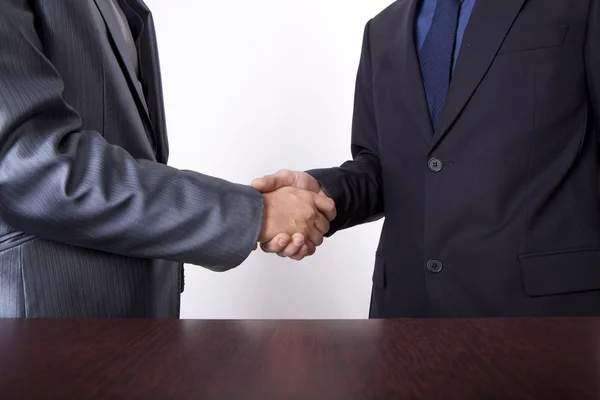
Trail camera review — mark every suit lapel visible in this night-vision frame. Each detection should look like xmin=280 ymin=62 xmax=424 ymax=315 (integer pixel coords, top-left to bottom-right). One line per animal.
xmin=391 ymin=0 xmax=434 ymax=145
xmin=126 ymin=0 xmax=169 ymax=163
xmin=432 ymin=0 xmax=526 ymax=148
xmin=93 ymin=0 xmax=159 ymax=156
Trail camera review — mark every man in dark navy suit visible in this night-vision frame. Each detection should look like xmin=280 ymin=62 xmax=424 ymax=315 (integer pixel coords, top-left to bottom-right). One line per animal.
xmin=253 ymin=0 xmax=600 ymax=318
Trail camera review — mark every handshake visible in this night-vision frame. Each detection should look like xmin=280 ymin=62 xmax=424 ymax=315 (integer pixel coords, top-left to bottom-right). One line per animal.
xmin=251 ymin=169 xmax=335 ymax=261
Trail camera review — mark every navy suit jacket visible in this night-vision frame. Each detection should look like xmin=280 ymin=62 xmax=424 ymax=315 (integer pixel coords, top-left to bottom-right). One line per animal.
xmin=309 ymin=0 xmax=600 ymax=318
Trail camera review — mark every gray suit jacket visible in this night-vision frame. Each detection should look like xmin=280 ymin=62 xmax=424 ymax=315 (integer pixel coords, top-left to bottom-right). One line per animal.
xmin=0 ymin=0 xmax=264 ymax=318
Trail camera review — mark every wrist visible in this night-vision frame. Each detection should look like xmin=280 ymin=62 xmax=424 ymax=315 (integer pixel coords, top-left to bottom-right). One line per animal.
xmin=257 ymin=193 xmax=269 ymax=243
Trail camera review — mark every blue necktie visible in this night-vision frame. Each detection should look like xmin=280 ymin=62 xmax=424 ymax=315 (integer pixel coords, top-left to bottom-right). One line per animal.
xmin=418 ymin=0 xmax=461 ymax=129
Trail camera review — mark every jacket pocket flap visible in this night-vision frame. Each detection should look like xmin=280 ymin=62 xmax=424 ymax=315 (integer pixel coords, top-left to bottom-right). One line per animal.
xmin=519 ymin=248 xmax=600 ymax=296
xmin=498 ymin=25 xmax=568 ymax=54
xmin=0 ymin=232 xmax=35 ymax=253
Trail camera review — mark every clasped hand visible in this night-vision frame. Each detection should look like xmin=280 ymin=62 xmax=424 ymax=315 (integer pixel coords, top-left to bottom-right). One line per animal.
xmin=252 ymin=170 xmax=334 ymax=260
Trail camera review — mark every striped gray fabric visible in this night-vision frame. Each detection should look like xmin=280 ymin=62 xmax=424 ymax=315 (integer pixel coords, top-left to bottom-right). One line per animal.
xmin=0 ymin=0 xmax=263 ymax=318
xmin=0 ymin=246 xmax=25 ymax=318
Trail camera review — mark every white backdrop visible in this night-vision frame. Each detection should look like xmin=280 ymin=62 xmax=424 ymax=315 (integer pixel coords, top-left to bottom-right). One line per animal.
xmin=144 ymin=0 xmax=392 ymax=319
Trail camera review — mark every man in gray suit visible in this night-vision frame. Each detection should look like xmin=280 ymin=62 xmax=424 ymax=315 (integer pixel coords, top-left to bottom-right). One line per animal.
xmin=0 ymin=0 xmax=335 ymax=318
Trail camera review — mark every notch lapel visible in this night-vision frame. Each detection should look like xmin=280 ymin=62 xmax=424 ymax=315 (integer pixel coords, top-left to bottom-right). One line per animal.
xmin=93 ymin=0 xmax=156 ymax=148
xmin=390 ymin=0 xmax=434 ymax=146
xmin=431 ymin=0 xmax=526 ymax=148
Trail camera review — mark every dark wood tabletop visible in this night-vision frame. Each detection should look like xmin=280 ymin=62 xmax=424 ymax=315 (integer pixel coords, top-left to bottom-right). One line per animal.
xmin=0 ymin=318 xmax=598 ymax=399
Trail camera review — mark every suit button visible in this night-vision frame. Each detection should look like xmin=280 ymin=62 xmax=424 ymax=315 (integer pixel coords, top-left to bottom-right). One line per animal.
xmin=427 ymin=259 xmax=443 ymax=273
xmin=428 ymin=158 xmax=443 ymax=172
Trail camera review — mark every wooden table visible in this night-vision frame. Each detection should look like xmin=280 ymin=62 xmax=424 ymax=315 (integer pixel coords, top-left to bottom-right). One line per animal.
xmin=0 ymin=318 xmax=598 ymax=399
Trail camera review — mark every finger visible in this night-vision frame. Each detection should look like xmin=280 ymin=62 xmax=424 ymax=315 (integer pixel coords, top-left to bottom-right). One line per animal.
xmin=305 ymin=224 xmax=325 ymax=247
xmin=251 ymin=170 xmax=295 ymax=193
xmin=312 ymin=193 xmax=336 ymax=221
xmin=305 ymin=241 xmax=316 ymax=256
xmin=276 ymin=233 xmax=306 ymax=258
xmin=252 ymin=242 xmax=258 ymax=251
xmin=290 ymin=244 xmax=310 ymax=261
xmin=290 ymin=241 xmax=316 ymax=261
xmin=260 ymin=233 xmax=292 ymax=253
xmin=313 ymin=211 xmax=330 ymax=236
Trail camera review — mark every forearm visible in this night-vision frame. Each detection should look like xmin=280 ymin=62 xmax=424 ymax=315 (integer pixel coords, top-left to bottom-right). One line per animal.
xmin=307 ymin=152 xmax=383 ymax=235
xmin=307 ymin=19 xmax=383 ymax=235
xmin=0 ymin=114 xmax=264 ymax=270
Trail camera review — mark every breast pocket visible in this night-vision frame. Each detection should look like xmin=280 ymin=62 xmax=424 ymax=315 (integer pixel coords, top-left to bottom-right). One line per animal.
xmin=497 ymin=25 xmax=569 ymax=55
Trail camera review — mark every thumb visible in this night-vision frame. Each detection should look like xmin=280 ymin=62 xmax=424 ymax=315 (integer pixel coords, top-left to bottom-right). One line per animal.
xmin=251 ymin=170 xmax=295 ymax=193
